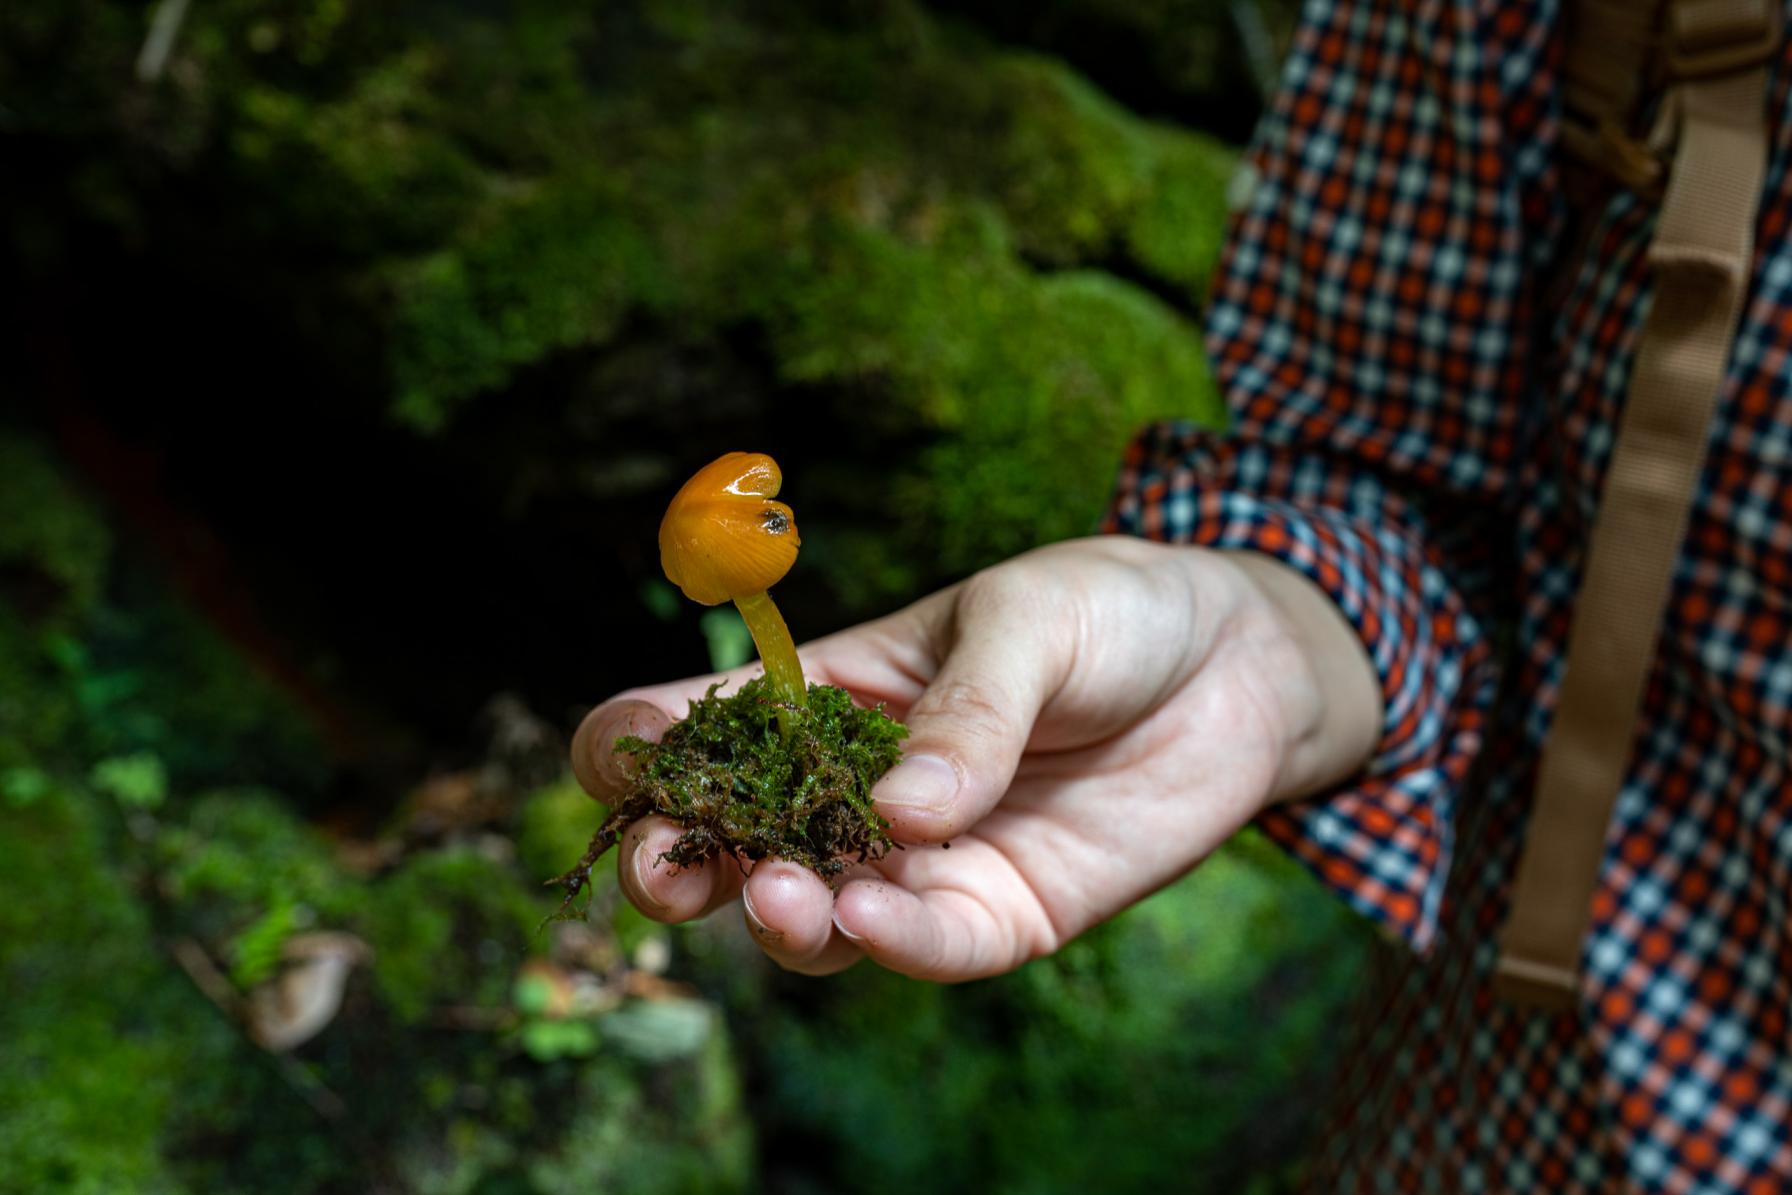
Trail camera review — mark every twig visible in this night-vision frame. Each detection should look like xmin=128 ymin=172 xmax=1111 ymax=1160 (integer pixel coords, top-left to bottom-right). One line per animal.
xmin=170 ymin=935 xmax=239 ymax=1014
xmin=136 ymin=0 xmax=193 ymax=83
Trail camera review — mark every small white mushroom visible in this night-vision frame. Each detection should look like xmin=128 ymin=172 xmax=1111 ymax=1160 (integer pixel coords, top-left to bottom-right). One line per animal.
xmin=247 ymin=932 xmax=372 ymax=1053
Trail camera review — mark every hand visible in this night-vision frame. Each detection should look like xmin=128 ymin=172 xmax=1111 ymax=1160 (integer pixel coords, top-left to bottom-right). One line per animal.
xmin=571 ymin=536 xmax=1381 ymax=981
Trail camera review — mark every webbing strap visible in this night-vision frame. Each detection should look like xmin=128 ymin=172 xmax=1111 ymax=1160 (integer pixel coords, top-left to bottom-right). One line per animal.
xmin=1559 ymin=0 xmax=1671 ymax=193
xmin=1494 ymin=0 xmax=1777 ymax=1010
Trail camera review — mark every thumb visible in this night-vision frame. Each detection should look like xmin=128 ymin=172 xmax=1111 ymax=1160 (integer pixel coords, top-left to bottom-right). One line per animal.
xmin=873 ymin=575 xmax=1058 ymax=843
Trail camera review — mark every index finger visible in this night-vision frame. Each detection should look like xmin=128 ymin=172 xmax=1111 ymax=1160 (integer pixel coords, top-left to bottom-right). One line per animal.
xmin=570 ymin=698 xmax=673 ymax=801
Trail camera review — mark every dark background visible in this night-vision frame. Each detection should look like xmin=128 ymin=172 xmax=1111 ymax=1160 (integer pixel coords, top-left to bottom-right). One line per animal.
xmin=1 ymin=2 xmax=1383 ymax=1191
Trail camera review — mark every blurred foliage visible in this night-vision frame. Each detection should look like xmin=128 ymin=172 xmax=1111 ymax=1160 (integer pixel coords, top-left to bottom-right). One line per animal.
xmin=0 ymin=437 xmax=109 ymax=618
xmin=5 ymin=0 xmax=1232 ymax=605
xmin=684 ymin=832 xmax=1372 ymax=1195
xmin=0 ymin=1 xmax=1374 ymax=1191
xmin=0 ymin=441 xmax=109 ymax=779
xmin=0 ymin=759 xmax=748 ymax=1194
xmin=153 ymin=789 xmax=361 ymax=926
xmin=90 ymin=749 xmax=171 ymax=809
xmin=0 ymin=433 xmax=759 ymax=1192
xmin=0 ymin=440 xmax=328 ymax=797
xmin=0 ymin=776 xmax=226 ymax=1194
xmin=0 ymin=423 xmax=1376 ymax=1192
xmin=363 ymin=846 xmax=547 ymax=1024
xmin=928 ymin=0 xmax=1300 ymax=138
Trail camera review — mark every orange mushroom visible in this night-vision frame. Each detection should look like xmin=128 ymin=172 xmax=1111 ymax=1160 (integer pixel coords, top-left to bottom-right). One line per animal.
xmin=659 ymin=452 xmax=807 ymax=711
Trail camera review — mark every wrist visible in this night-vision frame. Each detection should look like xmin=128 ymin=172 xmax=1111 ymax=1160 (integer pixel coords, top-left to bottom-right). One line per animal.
xmin=1220 ymin=550 xmax=1383 ymax=801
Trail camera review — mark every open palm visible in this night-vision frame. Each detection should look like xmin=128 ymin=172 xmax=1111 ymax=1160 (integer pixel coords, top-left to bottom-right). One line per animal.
xmin=572 ymin=537 xmax=1379 ymax=981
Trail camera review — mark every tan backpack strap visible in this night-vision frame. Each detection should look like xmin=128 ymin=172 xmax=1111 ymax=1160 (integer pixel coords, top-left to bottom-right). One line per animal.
xmin=1495 ymin=0 xmax=1780 ymax=1010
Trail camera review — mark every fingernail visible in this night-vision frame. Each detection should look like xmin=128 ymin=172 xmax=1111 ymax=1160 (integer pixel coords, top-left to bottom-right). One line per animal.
xmin=631 ymin=846 xmax=669 ymax=913
xmin=875 ymin=754 xmax=958 ymax=813
xmin=741 ymin=887 xmax=783 ymax=943
xmin=832 ymin=909 xmax=866 ymax=945
xmin=603 ymin=718 xmax=653 ymax=787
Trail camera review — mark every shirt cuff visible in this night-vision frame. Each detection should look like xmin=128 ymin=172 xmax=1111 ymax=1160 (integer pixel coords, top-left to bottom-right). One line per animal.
xmin=1104 ymin=420 xmax=1498 ymax=951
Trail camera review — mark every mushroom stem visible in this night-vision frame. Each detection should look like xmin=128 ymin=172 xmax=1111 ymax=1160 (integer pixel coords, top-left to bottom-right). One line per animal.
xmin=732 ymin=590 xmax=807 ymax=711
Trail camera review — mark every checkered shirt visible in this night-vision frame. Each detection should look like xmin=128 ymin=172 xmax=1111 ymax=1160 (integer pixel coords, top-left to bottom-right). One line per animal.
xmin=1104 ymin=0 xmax=1792 ymax=1190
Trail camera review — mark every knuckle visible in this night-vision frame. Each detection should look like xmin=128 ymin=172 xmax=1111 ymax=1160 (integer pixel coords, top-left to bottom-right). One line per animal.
xmin=955 ymin=564 xmax=1042 ymax=622
xmin=911 ymin=677 xmax=1014 ymax=745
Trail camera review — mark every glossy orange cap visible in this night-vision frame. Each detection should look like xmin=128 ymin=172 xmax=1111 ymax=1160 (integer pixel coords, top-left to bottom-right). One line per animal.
xmin=658 ymin=452 xmax=801 ymax=605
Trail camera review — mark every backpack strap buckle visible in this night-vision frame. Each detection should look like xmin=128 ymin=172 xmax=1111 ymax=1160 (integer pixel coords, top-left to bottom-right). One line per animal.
xmin=1559 ymin=115 xmax=1667 ymax=195
xmin=1663 ymin=0 xmax=1781 ymax=80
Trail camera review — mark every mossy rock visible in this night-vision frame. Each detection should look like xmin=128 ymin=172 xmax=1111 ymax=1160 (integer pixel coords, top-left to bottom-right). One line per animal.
xmin=13 ymin=0 xmax=1232 ymax=604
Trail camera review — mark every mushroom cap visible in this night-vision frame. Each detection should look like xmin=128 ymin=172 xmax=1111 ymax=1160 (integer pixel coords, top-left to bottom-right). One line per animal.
xmin=658 ymin=452 xmax=801 ymax=605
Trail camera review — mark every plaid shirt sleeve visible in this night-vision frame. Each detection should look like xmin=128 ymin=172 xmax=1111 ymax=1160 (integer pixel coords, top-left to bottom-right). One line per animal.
xmin=1104 ymin=0 xmax=1561 ymax=951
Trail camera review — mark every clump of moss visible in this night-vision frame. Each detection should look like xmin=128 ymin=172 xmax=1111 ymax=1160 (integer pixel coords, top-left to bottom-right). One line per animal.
xmin=551 ymin=678 xmax=906 ymax=916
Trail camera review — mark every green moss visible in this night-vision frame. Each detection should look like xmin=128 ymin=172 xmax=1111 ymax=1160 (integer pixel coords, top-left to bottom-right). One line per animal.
xmin=364 ymin=847 xmax=546 ymax=1024
xmin=0 ymin=787 xmax=237 ymax=1195
xmin=523 ymin=1014 xmax=754 ymax=1195
xmin=230 ymin=48 xmax=481 ymax=251
xmin=12 ymin=1 xmax=1239 ymax=604
xmin=980 ymin=54 xmax=1158 ymax=263
xmin=759 ymin=219 xmax=1216 ymax=574
xmin=551 ymin=677 xmax=906 ymax=913
xmin=516 ymin=774 xmax=610 ymax=881
xmin=341 ymin=0 xmax=1229 ymax=584
xmin=0 ymin=436 xmax=109 ymax=776
xmin=87 ymin=595 xmax=329 ymax=795
xmin=389 ymin=181 xmax=665 ymax=433
xmin=153 ymin=790 xmax=364 ymax=940
xmin=0 ymin=437 xmax=110 ymax=620
xmin=1127 ymin=126 xmax=1238 ymax=301
xmin=1 ymin=6 xmax=1379 ymax=1190
xmin=0 ymin=422 xmax=766 ymax=1190
xmin=89 ymin=751 xmax=170 ymax=810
